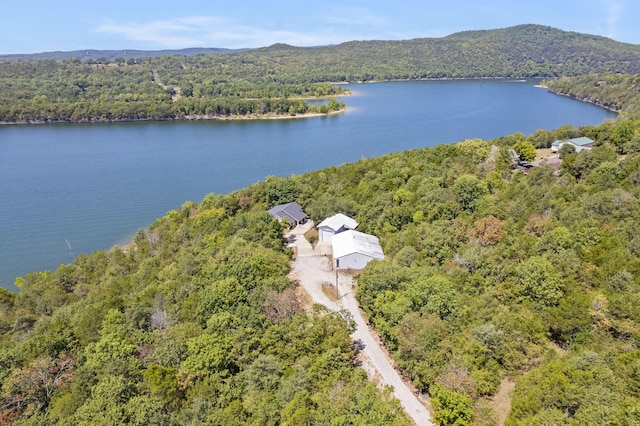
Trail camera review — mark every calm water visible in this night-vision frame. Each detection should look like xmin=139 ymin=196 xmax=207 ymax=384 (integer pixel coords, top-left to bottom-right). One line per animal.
xmin=0 ymin=80 xmax=616 ymax=290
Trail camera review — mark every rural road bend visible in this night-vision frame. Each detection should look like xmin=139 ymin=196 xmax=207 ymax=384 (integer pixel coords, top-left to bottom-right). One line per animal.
xmin=287 ymin=248 xmax=435 ymax=426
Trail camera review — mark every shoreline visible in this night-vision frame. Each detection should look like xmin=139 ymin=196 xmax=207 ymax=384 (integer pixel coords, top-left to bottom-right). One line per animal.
xmin=544 ymin=88 xmax=620 ymax=114
xmin=343 ymin=76 xmax=544 ymax=84
xmin=0 ymin=107 xmax=347 ymax=126
xmin=0 ymin=76 xmax=621 ymax=126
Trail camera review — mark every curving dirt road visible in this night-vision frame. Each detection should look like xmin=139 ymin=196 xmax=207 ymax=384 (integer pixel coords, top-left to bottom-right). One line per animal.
xmin=286 ymin=226 xmax=434 ymax=426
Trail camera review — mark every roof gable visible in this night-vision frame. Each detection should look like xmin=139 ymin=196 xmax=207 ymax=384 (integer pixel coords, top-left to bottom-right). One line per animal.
xmin=317 ymin=213 xmax=358 ymax=232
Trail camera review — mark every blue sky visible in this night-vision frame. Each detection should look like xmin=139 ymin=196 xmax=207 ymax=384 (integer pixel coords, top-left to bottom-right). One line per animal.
xmin=3 ymin=0 xmax=639 ymax=54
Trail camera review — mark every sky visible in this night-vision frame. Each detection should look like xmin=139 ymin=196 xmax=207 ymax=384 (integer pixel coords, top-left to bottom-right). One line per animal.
xmin=2 ymin=0 xmax=639 ymax=54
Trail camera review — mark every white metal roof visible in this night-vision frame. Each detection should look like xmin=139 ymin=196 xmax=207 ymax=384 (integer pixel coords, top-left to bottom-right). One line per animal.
xmin=317 ymin=213 xmax=358 ymax=232
xmin=332 ymin=230 xmax=384 ymax=261
xmin=551 ymin=136 xmax=594 ymax=147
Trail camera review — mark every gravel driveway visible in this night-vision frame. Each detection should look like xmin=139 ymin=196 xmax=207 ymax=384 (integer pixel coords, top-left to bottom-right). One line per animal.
xmin=289 ymin=254 xmax=434 ymax=426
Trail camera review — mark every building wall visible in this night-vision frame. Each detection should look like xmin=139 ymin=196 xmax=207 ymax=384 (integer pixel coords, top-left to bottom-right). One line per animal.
xmin=318 ymin=228 xmax=334 ymax=243
xmin=335 ymin=253 xmax=374 ymax=270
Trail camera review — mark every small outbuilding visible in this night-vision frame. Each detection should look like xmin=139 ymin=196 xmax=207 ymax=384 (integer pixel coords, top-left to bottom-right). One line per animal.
xmin=551 ymin=137 xmax=594 ymax=153
xmin=317 ymin=213 xmax=358 ymax=243
xmin=332 ymin=230 xmax=384 ymax=270
xmin=268 ymin=202 xmax=308 ymax=227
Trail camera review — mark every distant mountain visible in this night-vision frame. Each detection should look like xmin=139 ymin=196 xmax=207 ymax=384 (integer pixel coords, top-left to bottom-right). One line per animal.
xmin=0 ymin=47 xmax=246 ymax=61
xmin=250 ymin=24 xmax=640 ymax=79
xmin=3 ymin=24 xmax=640 ymax=76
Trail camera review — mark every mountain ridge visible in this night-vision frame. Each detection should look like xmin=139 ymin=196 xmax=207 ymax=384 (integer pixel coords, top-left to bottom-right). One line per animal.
xmin=0 ymin=47 xmax=246 ymax=61
xmin=2 ymin=24 xmax=638 ymax=62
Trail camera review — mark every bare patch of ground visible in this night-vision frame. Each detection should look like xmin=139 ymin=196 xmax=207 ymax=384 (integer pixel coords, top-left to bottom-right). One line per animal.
xmin=294 ymin=282 xmax=312 ymax=310
xmin=303 ymin=226 xmax=318 ymax=246
xmin=152 ymin=69 xmax=181 ymax=101
xmin=321 ymin=282 xmax=339 ymax=302
xmin=490 ymin=377 xmax=515 ymax=425
xmin=547 ymin=341 xmax=569 ymax=356
xmin=535 ymin=148 xmax=554 ymax=160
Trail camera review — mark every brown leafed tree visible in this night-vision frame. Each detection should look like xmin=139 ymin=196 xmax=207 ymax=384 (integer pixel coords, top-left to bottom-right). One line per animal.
xmin=467 ymin=215 xmax=507 ymax=246
xmin=437 ymin=361 xmax=477 ymax=398
xmin=263 ymin=288 xmax=301 ymax=322
xmin=1 ymin=354 xmax=75 ymax=421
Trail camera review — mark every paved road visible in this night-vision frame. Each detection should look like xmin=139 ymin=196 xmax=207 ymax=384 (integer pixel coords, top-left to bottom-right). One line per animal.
xmin=288 ymin=253 xmax=435 ymax=426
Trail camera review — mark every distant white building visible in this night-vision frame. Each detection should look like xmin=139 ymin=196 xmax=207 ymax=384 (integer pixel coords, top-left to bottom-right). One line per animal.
xmin=317 ymin=213 xmax=358 ymax=243
xmin=332 ymin=230 xmax=384 ymax=270
xmin=551 ymin=137 xmax=594 ymax=153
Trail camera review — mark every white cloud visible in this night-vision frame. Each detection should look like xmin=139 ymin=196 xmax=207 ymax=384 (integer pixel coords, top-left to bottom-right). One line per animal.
xmin=95 ymin=15 xmax=380 ymax=49
xmin=95 ymin=17 xmax=221 ymax=48
xmin=321 ymin=7 xmax=387 ymax=27
xmin=602 ymin=0 xmax=623 ymax=40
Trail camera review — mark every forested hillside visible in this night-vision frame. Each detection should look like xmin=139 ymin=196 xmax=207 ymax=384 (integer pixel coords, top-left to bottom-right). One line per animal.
xmin=248 ymin=24 xmax=640 ymax=81
xmin=2 ymin=24 xmax=640 ymax=123
xmin=293 ymin=117 xmax=640 ymax=424
xmin=0 ymin=58 xmax=346 ymax=123
xmin=0 ymin=191 xmax=409 ymax=425
xmin=544 ymin=73 xmax=640 ymax=119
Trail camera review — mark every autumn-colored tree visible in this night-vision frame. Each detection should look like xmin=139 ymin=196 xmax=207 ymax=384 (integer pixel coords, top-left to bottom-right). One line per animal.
xmin=437 ymin=361 xmax=477 ymax=398
xmin=0 ymin=354 xmax=75 ymax=421
xmin=467 ymin=215 xmax=507 ymax=246
xmin=263 ymin=288 xmax=302 ymax=322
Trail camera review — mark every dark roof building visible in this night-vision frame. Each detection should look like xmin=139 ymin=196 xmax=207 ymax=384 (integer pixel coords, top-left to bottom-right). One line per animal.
xmin=268 ymin=202 xmax=308 ymax=227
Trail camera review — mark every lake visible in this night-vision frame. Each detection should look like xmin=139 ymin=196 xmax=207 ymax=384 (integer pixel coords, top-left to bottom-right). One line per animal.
xmin=0 ymin=80 xmax=616 ymax=290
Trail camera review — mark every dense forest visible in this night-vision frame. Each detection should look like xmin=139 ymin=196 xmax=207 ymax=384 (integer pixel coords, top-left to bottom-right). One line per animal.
xmin=0 ymin=57 xmax=347 ymax=123
xmin=2 ymin=72 xmax=640 ymax=424
xmin=2 ymin=24 xmax=640 ymax=123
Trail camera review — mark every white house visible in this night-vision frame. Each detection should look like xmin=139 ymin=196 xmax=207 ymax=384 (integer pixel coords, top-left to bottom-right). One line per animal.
xmin=332 ymin=230 xmax=384 ymax=270
xmin=317 ymin=213 xmax=358 ymax=243
xmin=551 ymin=137 xmax=594 ymax=153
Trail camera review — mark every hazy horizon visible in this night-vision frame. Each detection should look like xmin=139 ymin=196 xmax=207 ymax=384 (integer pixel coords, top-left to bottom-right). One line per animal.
xmin=2 ymin=1 xmax=639 ymax=55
